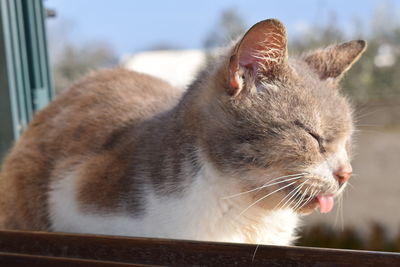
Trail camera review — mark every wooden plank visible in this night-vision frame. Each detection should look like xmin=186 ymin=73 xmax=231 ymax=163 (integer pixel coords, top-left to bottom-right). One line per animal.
xmin=0 ymin=230 xmax=399 ymax=266
xmin=0 ymin=252 xmax=162 ymax=267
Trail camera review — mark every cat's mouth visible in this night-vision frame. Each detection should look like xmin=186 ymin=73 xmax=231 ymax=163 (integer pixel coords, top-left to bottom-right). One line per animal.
xmin=280 ymin=179 xmax=338 ymax=214
xmin=279 ymin=174 xmax=340 ymax=214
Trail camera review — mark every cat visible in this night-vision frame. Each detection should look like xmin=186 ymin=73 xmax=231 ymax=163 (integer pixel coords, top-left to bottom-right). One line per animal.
xmin=0 ymin=19 xmax=366 ymax=245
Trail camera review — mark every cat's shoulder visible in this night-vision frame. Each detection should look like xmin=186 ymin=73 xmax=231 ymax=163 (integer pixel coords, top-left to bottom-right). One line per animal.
xmin=65 ymin=68 xmax=182 ymax=104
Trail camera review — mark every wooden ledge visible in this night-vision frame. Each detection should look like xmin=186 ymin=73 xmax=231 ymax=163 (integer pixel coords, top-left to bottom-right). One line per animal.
xmin=0 ymin=230 xmax=399 ymax=266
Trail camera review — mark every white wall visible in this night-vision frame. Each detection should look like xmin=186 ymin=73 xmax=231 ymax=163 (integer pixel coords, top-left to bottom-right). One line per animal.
xmin=122 ymin=50 xmax=206 ymax=89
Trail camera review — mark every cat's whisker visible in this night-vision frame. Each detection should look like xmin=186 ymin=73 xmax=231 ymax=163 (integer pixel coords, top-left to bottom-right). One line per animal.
xmin=353 ymin=128 xmax=381 ymax=134
xmin=296 ymin=186 xmax=311 ymax=211
xmin=285 ymin=191 xmax=303 ymax=211
xmin=334 ymin=193 xmax=340 ymax=227
xmin=239 ymin=181 xmax=298 ymax=216
xmin=274 ymin=181 xmax=304 ymax=210
xmin=278 ymin=179 xmax=309 ymax=210
xmin=307 ymin=188 xmax=318 ymax=207
xmin=309 ymin=188 xmax=318 ymax=204
xmin=346 ymin=182 xmax=355 ymax=190
xmin=355 ymin=124 xmax=380 ymax=127
xmin=251 ymin=244 xmax=260 ymax=262
xmin=253 ymin=174 xmax=305 ymax=191
xmin=282 ymin=188 xmax=303 ymax=211
xmin=292 ymin=186 xmax=310 ymax=211
xmin=294 ymin=186 xmax=312 ymax=211
xmin=260 ymin=172 xmax=308 ymax=187
xmin=221 ymin=174 xmax=305 ymax=200
xmin=291 ymin=191 xmax=306 ymax=212
xmin=340 ymin=191 xmax=346 ymax=230
xmin=295 ymin=187 xmax=316 ymax=212
xmin=253 ymin=172 xmax=307 ymax=195
xmin=338 ymin=194 xmax=342 ymax=230
xmin=353 ymin=105 xmax=382 ymax=121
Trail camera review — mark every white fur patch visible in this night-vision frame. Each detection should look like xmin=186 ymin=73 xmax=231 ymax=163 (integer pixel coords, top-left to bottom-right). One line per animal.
xmin=48 ymin=162 xmax=299 ymax=245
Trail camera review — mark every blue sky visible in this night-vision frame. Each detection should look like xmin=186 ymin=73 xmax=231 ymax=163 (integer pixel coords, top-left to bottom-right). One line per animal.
xmin=45 ymin=0 xmax=399 ymax=58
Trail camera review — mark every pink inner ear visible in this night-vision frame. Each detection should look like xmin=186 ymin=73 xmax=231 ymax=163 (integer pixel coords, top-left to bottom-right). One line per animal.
xmin=235 ymin=19 xmax=287 ymax=72
xmin=227 ymin=19 xmax=287 ymax=96
xmin=238 ymin=40 xmax=266 ymax=69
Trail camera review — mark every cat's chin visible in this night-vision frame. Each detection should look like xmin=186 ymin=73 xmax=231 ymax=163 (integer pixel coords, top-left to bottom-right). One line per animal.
xmin=295 ymin=200 xmax=320 ymax=215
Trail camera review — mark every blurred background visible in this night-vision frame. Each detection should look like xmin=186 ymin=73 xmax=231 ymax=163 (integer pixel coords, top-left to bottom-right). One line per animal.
xmin=43 ymin=0 xmax=400 ymax=252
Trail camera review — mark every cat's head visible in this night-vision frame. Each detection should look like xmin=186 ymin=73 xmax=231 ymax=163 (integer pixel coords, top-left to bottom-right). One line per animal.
xmin=194 ymin=19 xmax=366 ymax=214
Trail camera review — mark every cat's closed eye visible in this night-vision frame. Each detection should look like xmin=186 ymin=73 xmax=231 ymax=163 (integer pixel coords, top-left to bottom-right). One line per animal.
xmin=293 ymin=120 xmax=326 ymax=153
xmin=307 ymin=131 xmax=326 ymax=153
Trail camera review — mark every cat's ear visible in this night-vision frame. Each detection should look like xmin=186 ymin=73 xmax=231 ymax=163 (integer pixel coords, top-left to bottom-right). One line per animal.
xmin=228 ymin=19 xmax=288 ymax=97
xmin=304 ymin=40 xmax=367 ymax=80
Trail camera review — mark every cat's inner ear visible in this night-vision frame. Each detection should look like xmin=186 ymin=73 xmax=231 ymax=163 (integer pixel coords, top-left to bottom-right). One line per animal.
xmin=228 ymin=19 xmax=288 ymax=97
xmin=304 ymin=40 xmax=367 ymax=80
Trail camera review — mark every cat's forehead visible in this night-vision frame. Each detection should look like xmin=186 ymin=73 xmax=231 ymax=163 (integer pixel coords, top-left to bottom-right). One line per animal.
xmin=255 ymin=60 xmax=353 ymax=133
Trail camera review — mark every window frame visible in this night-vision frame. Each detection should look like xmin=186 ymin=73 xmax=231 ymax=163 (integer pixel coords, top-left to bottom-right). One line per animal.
xmin=0 ymin=0 xmax=53 ymax=160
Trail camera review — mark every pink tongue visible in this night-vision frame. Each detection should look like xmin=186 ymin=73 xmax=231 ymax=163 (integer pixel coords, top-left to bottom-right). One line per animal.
xmin=316 ymin=195 xmax=334 ymax=213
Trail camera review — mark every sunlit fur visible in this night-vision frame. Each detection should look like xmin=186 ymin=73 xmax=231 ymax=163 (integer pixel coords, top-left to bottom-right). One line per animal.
xmin=0 ymin=19 xmax=366 ymax=245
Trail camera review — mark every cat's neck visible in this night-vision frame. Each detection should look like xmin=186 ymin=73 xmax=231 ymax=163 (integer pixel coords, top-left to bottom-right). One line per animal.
xmin=131 ymin=66 xmax=218 ymax=168
xmin=124 ymin=97 xmax=202 ymax=195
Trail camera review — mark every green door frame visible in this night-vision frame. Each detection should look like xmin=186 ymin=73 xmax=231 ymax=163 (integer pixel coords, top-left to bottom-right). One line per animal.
xmin=0 ymin=0 xmax=53 ymax=160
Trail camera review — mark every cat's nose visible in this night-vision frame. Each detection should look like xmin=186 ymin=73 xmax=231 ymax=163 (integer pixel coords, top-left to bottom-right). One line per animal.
xmin=333 ymin=163 xmax=352 ymax=184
